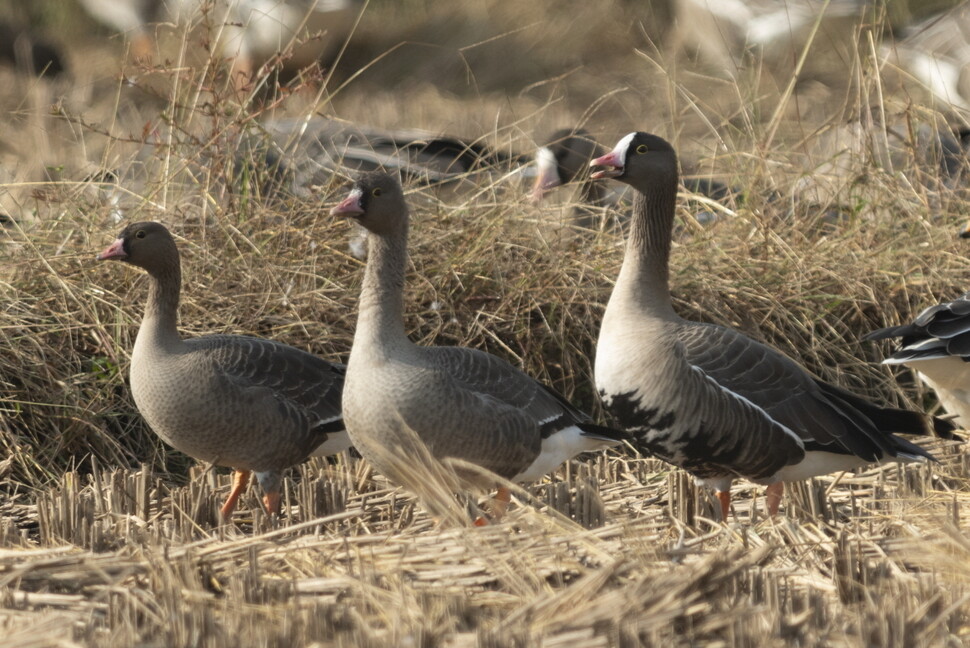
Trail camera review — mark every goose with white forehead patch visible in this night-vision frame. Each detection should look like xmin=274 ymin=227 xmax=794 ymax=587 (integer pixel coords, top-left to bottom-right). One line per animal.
xmin=590 ymin=131 xmax=957 ymax=519
xmin=333 ymin=171 xmax=629 ymax=523
xmin=531 ymin=128 xmax=737 ymax=230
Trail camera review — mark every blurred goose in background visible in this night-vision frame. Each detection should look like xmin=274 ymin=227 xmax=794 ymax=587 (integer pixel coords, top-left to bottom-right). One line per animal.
xmin=590 ymin=131 xmax=956 ymax=520
xmin=75 ymin=116 xmax=523 ymax=257
xmin=97 ymin=222 xmax=349 ymax=519
xmin=77 ymin=0 xmax=359 ymax=85
xmin=531 ymin=128 xmax=618 ymax=209
xmin=0 ymin=22 xmax=66 ymax=77
xmin=332 ymin=171 xmax=628 ymax=523
xmin=532 ymin=127 xmax=737 ymax=229
xmin=883 ymin=1 xmax=970 ymax=113
xmin=76 ymin=0 xmax=156 ymax=61
xmin=796 ymin=116 xmax=970 ymax=206
xmin=667 ymin=0 xmax=868 ymax=80
xmin=866 ymin=293 xmax=970 ymax=428
xmin=263 ymin=116 xmax=521 ymax=191
xmin=261 ymin=116 xmax=523 ymax=258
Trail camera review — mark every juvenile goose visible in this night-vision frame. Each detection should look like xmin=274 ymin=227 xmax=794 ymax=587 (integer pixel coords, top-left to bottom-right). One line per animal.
xmin=590 ymin=132 xmax=955 ymax=519
xmin=867 ymin=293 xmax=970 ymax=428
xmin=97 ymin=222 xmax=349 ymax=518
xmin=332 ymin=171 xmax=628 ymax=521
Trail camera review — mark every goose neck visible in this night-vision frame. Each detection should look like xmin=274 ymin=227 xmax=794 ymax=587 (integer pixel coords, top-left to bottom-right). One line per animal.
xmin=137 ymin=262 xmax=183 ymax=352
xmin=355 ymin=226 xmax=410 ymax=352
xmin=617 ymin=185 xmax=677 ymax=316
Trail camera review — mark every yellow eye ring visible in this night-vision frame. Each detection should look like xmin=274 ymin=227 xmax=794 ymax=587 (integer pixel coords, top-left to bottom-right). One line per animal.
xmin=635 ymin=144 xmax=649 ymax=154
xmin=373 ymin=188 xmax=383 ymax=196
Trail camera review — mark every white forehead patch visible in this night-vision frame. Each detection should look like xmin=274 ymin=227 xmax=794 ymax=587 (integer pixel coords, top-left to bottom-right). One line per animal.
xmin=536 ymin=146 xmax=557 ymax=174
xmin=348 ymin=187 xmax=364 ymax=202
xmin=612 ymin=132 xmax=638 ymax=164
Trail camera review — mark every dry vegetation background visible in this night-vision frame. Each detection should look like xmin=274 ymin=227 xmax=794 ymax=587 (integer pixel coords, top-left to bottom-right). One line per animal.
xmin=3 ymin=0 xmax=970 ymax=645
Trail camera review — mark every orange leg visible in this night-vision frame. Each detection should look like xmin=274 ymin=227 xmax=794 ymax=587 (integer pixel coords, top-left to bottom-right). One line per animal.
xmin=716 ymin=490 xmax=731 ymax=521
xmin=473 ymin=487 xmax=512 ymax=526
xmin=765 ymin=482 xmax=784 ymax=516
xmin=262 ymin=490 xmax=281 ymax=516
xmin=490 ymin=487 xmax=512 ymax=521
xmin=220 ymin=470 xmax=251 ymax=519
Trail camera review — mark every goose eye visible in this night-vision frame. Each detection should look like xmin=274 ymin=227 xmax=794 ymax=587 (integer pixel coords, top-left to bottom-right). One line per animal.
xmin=635 ymin=144 xmax=649 ymax=154
xmin=136 ymin=230 xmax=146 ymax=239
xmin=372 ymin=187 xmax=383 ymax=197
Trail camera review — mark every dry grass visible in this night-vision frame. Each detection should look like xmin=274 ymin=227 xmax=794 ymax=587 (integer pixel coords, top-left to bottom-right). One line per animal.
xmin=2 ymin=1 xmax=970 ymax=645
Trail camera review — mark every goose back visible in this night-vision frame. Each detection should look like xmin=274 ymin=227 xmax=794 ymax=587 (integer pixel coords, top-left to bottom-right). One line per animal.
xmin=131 ymin=333 xmax=346 ymax=471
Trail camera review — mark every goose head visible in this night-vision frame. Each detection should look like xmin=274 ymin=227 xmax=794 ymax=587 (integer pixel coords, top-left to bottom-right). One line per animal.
xmin=330 ymin=171 xmax=407 ymax=236
xmin=531 ymin=128 xmax=603 ymax=202
xmin=97 ymin=221 xmax=178 ymax=273
xmin=589 ymin=132 xmax=678 ymax=191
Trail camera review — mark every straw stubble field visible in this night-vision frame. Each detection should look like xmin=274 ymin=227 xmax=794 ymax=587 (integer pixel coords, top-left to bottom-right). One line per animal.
xmin=3 ymin=1 xmax=970 ymax=645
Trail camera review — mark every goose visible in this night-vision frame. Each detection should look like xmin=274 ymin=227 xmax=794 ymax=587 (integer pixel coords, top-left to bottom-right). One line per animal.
xmin=263 ymin=116 xmax=520 ymax=193
xmin=261 ymin=116 xmax=522 ymax=259
xmin=0 ymin=22 xmax=66 ymax=77
xmin=532 ymin=128 xmax=736 ymax=228
xmin=77 ymin=0 xmax=359 ymax=85
xmin=331 ymin=171 xmax=628 ymax=522
xmin=589 ymin=131 xmax=956 ymax=519
xmin=97 ymin=222 xmax=349 ymax=518
xmin=866 ymin=293 xmax=970 ymax=428
xmin=881 ymin=2 xmax=970 ymax=114
xmin=531 ymin=128 xmax=618 ymax=210
xmin=667 ymin=0 xmax=868 ymax=82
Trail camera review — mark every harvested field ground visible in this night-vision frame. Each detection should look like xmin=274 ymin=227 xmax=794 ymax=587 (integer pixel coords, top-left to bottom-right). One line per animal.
xmin=3 ymin=1 xmax=970 ymax=645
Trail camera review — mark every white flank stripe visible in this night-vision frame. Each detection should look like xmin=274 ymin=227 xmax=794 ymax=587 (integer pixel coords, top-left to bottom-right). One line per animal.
xmin=309 ymin=431 xmax=353 ymax=457
xmin=512 ymin=426 xmax=619 ymax=483
xmin=690 ymin=364 xmax=805 ymax=450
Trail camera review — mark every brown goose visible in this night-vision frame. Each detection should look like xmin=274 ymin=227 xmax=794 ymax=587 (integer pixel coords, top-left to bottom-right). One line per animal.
xmin=590 ymin=132 xmax=955 ymax=519
xmin=332 ymin=172 xmax=628 ymax=522
xmin=97 ymin=222 xmax=349 ymax=519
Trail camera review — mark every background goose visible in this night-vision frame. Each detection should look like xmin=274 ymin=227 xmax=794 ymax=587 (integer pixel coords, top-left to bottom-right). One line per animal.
xmin=97 ymin=222 xmax=349 ymax=519
xmin=531 ymin=128 xmax=618 ymax=209
xmin=532 ymin=127 xmax=736 ymax=229
xmin=882 ymin=2 xmax=970 ymax=114
xmin=590 ymin=131 xmax=956 ymax=520
xmin=263 ymin=116 xmax=520 ymax=193
xmin=0 ymin=21 xmax=66 ymax=77
xmin=332 ymin=171 xmax=628 ymax=523
xmin=867 ymin=293 xmax=970 ymax=428
xmin=77 ymin=0 xmax=359 ymax=85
